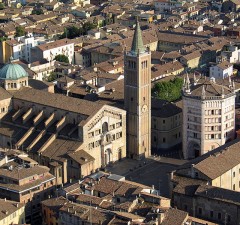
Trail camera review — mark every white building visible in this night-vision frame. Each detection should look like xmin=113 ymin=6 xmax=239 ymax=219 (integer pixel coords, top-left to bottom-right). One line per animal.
xmin=29 ymin=60 xmax=56 ymax=81
xmin=154 ymin=0 xmax=185 ymax=13
xmin=217 ymin=44 xmax=240 ymax=64
xmin=209 ymin=61 xmax=233 ymax=79
xmin=182 ymin=75 xmax=236 ymax=159
xmin=5 ymin=34 xmax=46 ymax=63
xmin=31 ymin=39 xmax=75 ymax=64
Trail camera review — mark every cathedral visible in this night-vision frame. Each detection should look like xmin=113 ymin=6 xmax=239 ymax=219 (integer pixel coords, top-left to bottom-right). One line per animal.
xmin=0 ymin=21 xmax=151 ymax=184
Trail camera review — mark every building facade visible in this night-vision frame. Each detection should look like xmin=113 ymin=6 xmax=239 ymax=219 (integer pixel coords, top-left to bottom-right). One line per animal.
xmin=0 ymin=61 xmax=127 ymax=185
xmin=151 ymin=99 xmax=182 ymax=150
xmin=124 ymin=21 xmax=151 ymax=159
xmin=0 ymin=149 xmax=56 ymax=224
xmin=170 ymin=140 xmax=240 ymax=225
xmin=0 ymin=199 xmax=25 ymax=225
xmin=31 ymin=39 xmax=74 ymax=64
xmin=182 ymin=76 xmax=235 ymax=159
xmin=209 ymin=61 xmax=233 ymax=79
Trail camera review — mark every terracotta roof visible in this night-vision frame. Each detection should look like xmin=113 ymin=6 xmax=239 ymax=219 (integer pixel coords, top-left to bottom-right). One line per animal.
xmin=216 ymin=61 xmax=232 ymax=70
xmin=0 ymin=199 xmax=24 ymax=221
xmin=93 ymin=177 xmax=121 ymax=195
xmin=0 ymin=164 xmax=49 ymax=180
xmin=193 ymin=140 xmax=240 ymax=179
xmin=0 ymin=173 xmax=55 ymax=192
xmin=36 ymin=38 xmax=74 ymax=51
xmin=0 ymin=87 xmax=12 ymax=100
xmin=151 ymin=99 xmax=182 ymax=118
xmin=13 ymin=87 xmax=104 ymax=117
xmin=189 ymin=79 xmax=233 ymax=97
xmin=195 ymin=185 xmax=240 ymax=206
xmin=76 ymin=193 xmax=103 ymax=205
xmin=41 ymin=196 xmax=68 ymax=211
xmin=157 ymin=31 xmax=207 ymax=44
xmin=161 ymin=208 xmax=188 ymax=225
xmin=68 ymin=150 xmax=95 ymax=165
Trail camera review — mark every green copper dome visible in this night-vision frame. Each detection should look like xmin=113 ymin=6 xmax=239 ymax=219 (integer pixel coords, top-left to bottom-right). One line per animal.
xmin=0 ymin=63 xmax=28 ymax=80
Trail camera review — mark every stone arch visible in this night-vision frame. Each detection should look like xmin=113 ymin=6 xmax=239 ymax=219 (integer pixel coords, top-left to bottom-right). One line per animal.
xmin=118 ymin=148 xmax=122 ymax=160
xmin=102 ymin=122 xmax=108 ymax=133
xmin=188 ymin=141 xmax=201 ymax=158
xmin=104 ymin=148 xmax=112 ymax=165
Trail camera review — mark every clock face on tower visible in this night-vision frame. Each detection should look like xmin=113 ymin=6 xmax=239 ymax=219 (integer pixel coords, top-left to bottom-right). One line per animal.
xmin=142 ymin=104 xmax=148 ymax=113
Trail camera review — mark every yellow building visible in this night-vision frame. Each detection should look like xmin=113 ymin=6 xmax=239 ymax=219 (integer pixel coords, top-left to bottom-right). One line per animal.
xmin=42 ymin=196 xmax=67 ymax=225
xmin=0 ymin=199 xmax=25 ymax=225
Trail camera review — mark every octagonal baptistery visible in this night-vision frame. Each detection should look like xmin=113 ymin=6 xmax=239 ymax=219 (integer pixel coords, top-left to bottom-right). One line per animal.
xmin=0 ymin=61 xmax=28 ymax=91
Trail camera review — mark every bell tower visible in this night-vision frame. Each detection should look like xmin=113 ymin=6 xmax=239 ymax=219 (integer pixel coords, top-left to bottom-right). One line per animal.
xmin=124 ymin=21 xmax=151 ymax=159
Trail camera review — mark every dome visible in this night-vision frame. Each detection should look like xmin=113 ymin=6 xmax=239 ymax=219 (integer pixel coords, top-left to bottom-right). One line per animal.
xmin=0 ymin=63 xmax=28 ymax=80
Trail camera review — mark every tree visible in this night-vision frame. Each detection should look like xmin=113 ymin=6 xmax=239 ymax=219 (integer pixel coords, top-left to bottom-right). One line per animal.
xmin=152 ymin=77 xmax=183 ymax=102
xmin=32 ymin=9 xmax=43 ymax=15
xmin=0 ymin=36 xmax=7 ymax=42
xmin=15 ymin=26 xmax=25 ymax=37
xmin=83 ymin=21 xmax=98 ymax=33
xmin=54 ymin=54 xmax=69 ymax=63
xmin=47 ymin=72 xmax=57 ymax=82
xmin=0 ymin=3 xmax=4 ymax=10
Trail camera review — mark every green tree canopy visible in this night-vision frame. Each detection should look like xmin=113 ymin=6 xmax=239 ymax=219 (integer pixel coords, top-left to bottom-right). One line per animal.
xmin=54 ymin=54 xmax=69 ymax=63
xmin=152 ymin=77 xmax=183 ymax=102
xmin=32 ymin=9 xmax=44 ymax=15
xmin=0 ymin=3 xmax=4 ymax=10
xmin=15 ymin=26 xmax=25 ymax=37
xmin=0 ymin=36 xmax=7 ymax=42
xmin=60 ymin=21 xmax=99 ymax=39
xmin=47 ymin=72 xmax=57 ymax=82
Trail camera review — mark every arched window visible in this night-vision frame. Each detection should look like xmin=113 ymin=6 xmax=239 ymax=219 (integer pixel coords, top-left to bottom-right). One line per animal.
xmin=102 ymin=122 xmax=108 ymax=133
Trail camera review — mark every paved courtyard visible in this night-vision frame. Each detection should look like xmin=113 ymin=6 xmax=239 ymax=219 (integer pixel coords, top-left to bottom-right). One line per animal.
xmin=106 ymin=156 xmax=187 ymax=198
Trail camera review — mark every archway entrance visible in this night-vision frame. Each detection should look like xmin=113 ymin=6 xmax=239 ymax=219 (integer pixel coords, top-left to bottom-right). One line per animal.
xmin=118 ymin=148 xmax=122 ymax=160
xmin=104 ymin=148 xmax=112 ymax=165
xmin=188 ymin=141 xmax=201 ymax=158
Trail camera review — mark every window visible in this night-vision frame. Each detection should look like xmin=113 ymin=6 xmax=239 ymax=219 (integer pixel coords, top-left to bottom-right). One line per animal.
xmin=227 ymin=215 xmax=231 ymax=222
xmin=163 ymin=120 xmax=165 ymax=124
xmin=198 ymin=208 xmax=202 ymax=215
xmin=102 ymin=122 xmax=108 ymax=133
xmin=109 ymin=124 xmax=115 ymax=130
xmin=59 ymin=168 xmax=62 ymax=178
xmin=218 ymin=212 xmax=221 ymax=220
xmin=233 ymin=184 xmax=235 ymax=190
xmin=154 ymin=136 xmax=157 ymax=142
xmin=95 ymin=129 xmax=101 ymax=135
xmin=163 ymin=138 xmax=166 ymax=143
xmin=210 ymin=211 xmax=213 ymax=218
xmin=233 ymin=172 xmax=235 ymax=177
xmin=116 ymin=122 xmax=122 ymax=128
xmin=212 ymin=110 xmax=214 ymax=115
xmin=184 ymin=205 xmax=188 ymax=211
